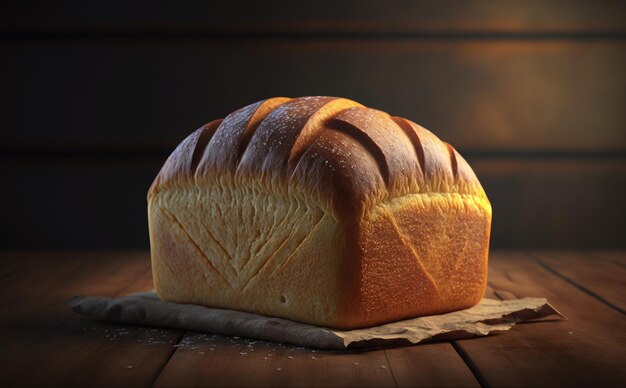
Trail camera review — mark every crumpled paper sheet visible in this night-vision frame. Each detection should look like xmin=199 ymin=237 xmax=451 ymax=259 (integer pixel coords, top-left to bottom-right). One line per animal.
xmin=67 ymin=291 xmax=562 ymax=350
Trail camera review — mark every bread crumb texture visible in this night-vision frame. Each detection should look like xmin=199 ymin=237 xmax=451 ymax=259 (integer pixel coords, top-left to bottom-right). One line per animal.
xmin=148 ymin=96 xmax=492 ymax=329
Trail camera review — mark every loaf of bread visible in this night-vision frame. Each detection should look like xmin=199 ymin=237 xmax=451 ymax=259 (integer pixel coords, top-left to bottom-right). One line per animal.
xmin=148 ymin=96 xmax=491 ymax=329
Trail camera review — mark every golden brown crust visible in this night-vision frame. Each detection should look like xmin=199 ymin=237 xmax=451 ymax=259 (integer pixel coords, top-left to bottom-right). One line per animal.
xmin=149 ymin=97 xmax=486 ymax=219
xmin=149 ymin=118 xmax=222 ymax=195
xmin=337 ymin=193 xmax=491 ymax=328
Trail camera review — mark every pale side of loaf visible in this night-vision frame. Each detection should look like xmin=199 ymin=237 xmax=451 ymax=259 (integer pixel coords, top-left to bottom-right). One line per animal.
xmin=148 ymin=96 xmax=492 ymax=330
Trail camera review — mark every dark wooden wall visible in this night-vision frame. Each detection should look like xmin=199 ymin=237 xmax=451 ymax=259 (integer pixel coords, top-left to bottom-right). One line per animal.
xmin=2 ymin=1 xmax=625 ymax=249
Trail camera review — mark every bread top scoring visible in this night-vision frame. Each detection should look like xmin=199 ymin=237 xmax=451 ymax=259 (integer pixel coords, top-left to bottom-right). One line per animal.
xmin=149 ymin=96 xmax=487 ymax=221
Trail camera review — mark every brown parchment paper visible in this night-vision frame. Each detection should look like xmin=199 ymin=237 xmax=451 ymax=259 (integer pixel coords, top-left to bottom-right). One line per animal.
xmin=67 ymin=291 xmax=562 ymax=350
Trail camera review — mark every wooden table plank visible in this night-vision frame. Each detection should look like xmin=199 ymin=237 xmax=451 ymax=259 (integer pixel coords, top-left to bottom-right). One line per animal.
xmin=0 ymin=252 xmax=148 ymax=346
xmin=153 ymin=331 xmax=481 ymax=388
xmin=530 ymin=251 xmax=626 ymax=314
xmin=0 ymin=252 xmax=184 ymax=387
xmin=384 ymin=344 xmax=480 ymax=388
xmin=591 ymin=251 xmax=626 ymax=267
xmin=154 ymin=332 xmax=399 ymax=387
xmin=454 ymin=251 xmax=626 ymax=387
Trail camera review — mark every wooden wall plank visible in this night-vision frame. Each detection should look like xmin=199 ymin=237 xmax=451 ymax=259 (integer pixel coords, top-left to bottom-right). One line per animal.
xmin=473 ymin=158 xmax=626 ymax=248
xmin=2 ymin=1 xmax=625 ymax=34
xmin=0 ymin=158 xmax=160 ymax=249
xmin=1 ymin=157 xmax=624 ymax=249
xmin=2 ymin=40 xmax=625 ymax=152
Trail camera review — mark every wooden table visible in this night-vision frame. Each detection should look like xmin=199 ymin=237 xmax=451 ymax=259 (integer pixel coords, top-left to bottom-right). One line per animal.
xmin=0 ymin=251 xmax=624 ymax=387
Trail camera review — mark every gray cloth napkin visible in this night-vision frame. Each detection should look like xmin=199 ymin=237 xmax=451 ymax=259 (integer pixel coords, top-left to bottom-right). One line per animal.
xmin=67 ymin=291 xmax=562 ymax=350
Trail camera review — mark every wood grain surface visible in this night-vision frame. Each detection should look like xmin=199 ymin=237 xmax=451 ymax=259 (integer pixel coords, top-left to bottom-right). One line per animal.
xmin=454 ymin=252 xmax=626 ymax=387
xmin=0 ymin=251 xmax=624 ymax=387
